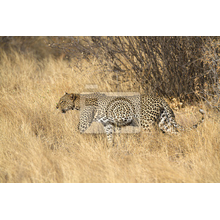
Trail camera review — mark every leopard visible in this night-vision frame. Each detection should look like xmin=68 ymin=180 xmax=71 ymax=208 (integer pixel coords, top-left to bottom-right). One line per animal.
xmin=56 ymin=92 xmax=205 ymax=143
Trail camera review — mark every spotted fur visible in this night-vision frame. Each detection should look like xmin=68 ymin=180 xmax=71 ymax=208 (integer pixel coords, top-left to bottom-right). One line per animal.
xmin=56 ymin=92 xmax=205 ymax=143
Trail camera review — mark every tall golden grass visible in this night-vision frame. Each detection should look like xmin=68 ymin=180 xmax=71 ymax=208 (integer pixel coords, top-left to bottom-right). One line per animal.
xmin=0 ymin=49 xmax=219 ymax=183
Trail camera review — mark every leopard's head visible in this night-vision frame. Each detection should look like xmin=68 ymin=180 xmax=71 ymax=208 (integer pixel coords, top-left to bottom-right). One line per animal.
xmin=56 ymin=92 xmax=80 ymax=113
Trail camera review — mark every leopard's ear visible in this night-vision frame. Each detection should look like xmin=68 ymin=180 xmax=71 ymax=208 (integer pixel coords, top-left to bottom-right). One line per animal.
xmin=65 ymin=92 xmax=68 ymax=95
xmin=70 ymin=94 xmax=75 ymax=99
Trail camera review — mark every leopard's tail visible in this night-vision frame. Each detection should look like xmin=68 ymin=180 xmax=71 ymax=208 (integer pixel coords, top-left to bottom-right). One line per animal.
xmin=192 ymin=109 xmax=205 ymax=128
xmin=175 ymin=109 xmax=205 ymax=131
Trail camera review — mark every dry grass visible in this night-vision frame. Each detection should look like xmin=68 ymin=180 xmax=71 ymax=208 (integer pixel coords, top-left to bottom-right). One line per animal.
xmin=0 ymin=49 xmax=220 ymax=183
